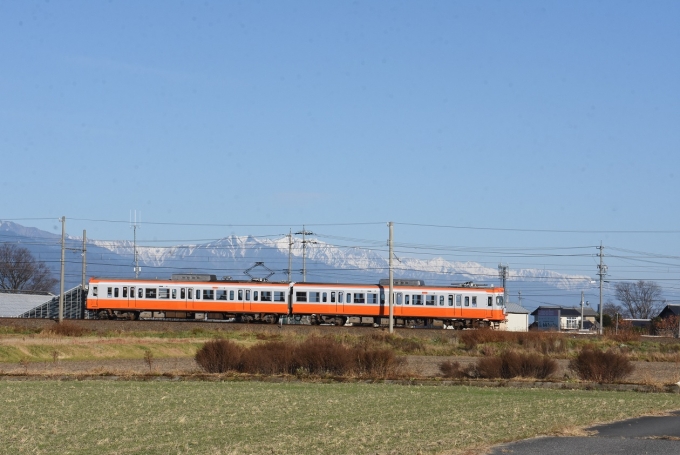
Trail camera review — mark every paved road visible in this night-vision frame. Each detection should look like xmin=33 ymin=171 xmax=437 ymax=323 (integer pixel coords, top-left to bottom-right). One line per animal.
xmin=488 ymin=410 xmax=680 ymax=455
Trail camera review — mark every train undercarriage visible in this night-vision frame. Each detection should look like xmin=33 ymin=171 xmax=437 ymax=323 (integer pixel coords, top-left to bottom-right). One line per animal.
xmin=95 ymin=309 xmax=501 ymax=329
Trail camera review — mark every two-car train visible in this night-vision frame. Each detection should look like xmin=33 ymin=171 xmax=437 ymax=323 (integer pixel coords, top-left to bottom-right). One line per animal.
xmin=87 ymin=274 xmax=506 ymax=329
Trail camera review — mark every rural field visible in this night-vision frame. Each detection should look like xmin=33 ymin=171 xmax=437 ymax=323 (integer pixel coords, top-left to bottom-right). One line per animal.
xmin=2 ymin=319 xmax=680 ymax=454
xmin=3 ymin=381 xmax=680 ymax=455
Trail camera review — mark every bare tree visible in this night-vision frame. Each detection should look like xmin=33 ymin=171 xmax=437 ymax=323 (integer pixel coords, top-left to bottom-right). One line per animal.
xmin=0 ymin=244 xmax=58 ymax=293
xmin=614 ymin=280 xmax=662 ymax=319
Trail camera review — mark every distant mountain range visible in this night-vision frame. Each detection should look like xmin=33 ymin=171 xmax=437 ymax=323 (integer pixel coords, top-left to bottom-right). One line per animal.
xmin=0 ymin=220 xmax=594 ymax=309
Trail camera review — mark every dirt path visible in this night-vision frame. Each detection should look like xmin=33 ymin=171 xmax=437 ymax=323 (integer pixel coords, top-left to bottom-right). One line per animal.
xmin=2 ymin=355 xmax=679 ymax=385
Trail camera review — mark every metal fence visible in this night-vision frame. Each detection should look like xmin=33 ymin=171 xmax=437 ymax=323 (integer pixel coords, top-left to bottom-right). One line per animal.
xmin=18 ymin=285 xmax=90 ymax=319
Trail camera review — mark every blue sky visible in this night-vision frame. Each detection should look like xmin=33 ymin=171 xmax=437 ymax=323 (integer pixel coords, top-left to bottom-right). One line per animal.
xmin=1 ymin=1 xmax=679 ymax=295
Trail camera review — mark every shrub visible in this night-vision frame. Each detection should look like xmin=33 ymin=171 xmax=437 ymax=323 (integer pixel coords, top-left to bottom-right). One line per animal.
xmin=569 ymin=348 xmax=635 ymax=383
xmin=42 ymin=321 xmax=90 ymax=337
xmin=475 ymin=351 xmax=558 ymax=380
xmin=195 ymin=339 xmax=243 ymax=373
xmin=241 ymin=341 xmax=296 ymax=375
xmin=353 ymin=347 xmax=402 ymax=377
xmin=438 ymin=360 xmax=470 ymax=379
xmin=294 ymin=336 xmax=353 ymax=375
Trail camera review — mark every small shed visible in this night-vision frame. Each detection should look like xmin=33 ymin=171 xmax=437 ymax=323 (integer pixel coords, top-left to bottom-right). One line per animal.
xmin=502 ymin=302 xmax=530 ymax=332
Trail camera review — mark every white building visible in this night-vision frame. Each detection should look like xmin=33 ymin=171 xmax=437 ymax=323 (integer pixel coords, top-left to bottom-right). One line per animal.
xmin=501 ymin=302 xmax=530 ymax=332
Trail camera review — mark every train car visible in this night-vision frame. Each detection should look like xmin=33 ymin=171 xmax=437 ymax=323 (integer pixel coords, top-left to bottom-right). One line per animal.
xmin=87 ymin=274 xmax=290 ymax=323
xmin=87 ymin=274 xmax=505 ymax=329
xmin=291 ymin=279 xmax=506 ymax=328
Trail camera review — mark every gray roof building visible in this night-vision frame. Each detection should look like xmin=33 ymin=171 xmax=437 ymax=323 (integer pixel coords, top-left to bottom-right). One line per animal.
xmin=0 ymin=291 xmax=54 ymax=317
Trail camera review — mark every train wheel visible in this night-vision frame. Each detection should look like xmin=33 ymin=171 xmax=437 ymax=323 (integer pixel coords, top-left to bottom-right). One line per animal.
xmin=97 ymin=310 xmax=109 ymax=320
xmin=335 ymin=316 xmax=347 ymax=326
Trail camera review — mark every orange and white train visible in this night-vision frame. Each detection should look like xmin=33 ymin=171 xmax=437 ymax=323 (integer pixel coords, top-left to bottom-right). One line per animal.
xmin=86 ymin=274 xmax=506 ymax=329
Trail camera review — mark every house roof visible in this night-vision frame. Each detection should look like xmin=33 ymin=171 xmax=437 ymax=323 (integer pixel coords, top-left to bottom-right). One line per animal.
xmin=505 ymin=302 xmax=530 ymax=314
xmin=658 ymin=305 xmax=680 ymax=318
xmin=0 ymin=291 xmax=54 ymax=317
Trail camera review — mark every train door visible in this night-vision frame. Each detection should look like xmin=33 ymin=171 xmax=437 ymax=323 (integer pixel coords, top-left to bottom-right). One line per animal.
xmin=236 ymin=289 xmax=246 ymax=312
xmin=454 ymin=294 xmax=462 ymax=318
xmin=179 ymin=288 xmax=187 ymax=309
xmin=122 ymin=286 xmax=130 ymax=309
xmin=244 ymin=289 xmax=252 ymax=313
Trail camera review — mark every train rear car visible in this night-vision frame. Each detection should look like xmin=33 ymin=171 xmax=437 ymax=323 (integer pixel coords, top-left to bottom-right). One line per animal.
xmin=87 ymin=274 xmax=290 ymax=323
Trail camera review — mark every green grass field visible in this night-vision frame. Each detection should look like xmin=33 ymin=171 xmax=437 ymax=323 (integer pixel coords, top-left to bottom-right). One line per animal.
xmin=2 ymin=380 xmax=680 ymax=455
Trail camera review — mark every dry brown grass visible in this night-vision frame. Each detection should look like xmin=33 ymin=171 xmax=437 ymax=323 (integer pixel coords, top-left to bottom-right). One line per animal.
xmin=194 ymin=335 xmax=405 ymax=378
xmin=569 ymin=348 xmax=635 ymax=383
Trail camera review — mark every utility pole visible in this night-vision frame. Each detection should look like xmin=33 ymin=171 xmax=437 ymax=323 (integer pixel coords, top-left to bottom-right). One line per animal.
xmin=295 ymin=226 xmax=314 ymax=282
xmin=597 ymin=242 xmax=607 ymax=335
xmin=81 ymin=230 xmax=87 ymax=290
xmin=59 ymin=216 xmax=65 ymax=323
xmin=287 ymin=229 xmax=293 ymax=282
xmin=580 ymin=291 xmax=585 ymax=331
xmin=131 ymin=211 xmax=141 ymax=278
xmin=518 ymin=290 xmax=522 ymax=306
xmin=388 ymin=222 xmax=394 ymax=334
xmin=498 ymin=264 xmax=509 ymax=306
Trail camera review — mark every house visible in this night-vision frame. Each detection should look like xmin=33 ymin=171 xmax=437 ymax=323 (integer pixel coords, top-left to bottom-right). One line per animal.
xmin=501 ymin=302 xmax=530 ymax=332
xmin=530 ymin=305 xmax=598 ymax=332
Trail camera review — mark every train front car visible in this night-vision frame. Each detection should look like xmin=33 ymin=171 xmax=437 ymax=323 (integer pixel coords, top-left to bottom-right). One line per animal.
xmin=87 ymin=275 xmax=291 ymax=323
xmin=290 ymin=280 xmax=506 ymax=328
xmin=387 ymin=281 xmax=506 ymax=329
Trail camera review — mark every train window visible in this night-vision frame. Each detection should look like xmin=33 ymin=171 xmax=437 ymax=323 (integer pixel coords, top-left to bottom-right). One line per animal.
xmin=472 ymin=296 xmax=477 ymax=307
xmin=130 ymin=286 xmax=135 ymax=297
xmin=368 ymin=293 xmax=377 ymax=304
xmin=448 ymin=295 xmax=453 ymax=306
xmin=138 ymin=288 xmax=144 ymax=298
xmin=380 ymin=293 xmax=385 ymax=304
xmin=114 ymin=288 xmax=119 ymax=298
xmin=238 ymin=290 xmax=243 ymax=300
xmin=413 ymin=295 xmax=423 ymax=305
xmin=92 ymin=287 xmax=98 ymax=297
xmin=338 ymin=292 xmax=343 ymax=303
xmin=405 ymin=295 xmax=410 ymax=305
xmin=146 ymin=288 xmax=157 ymax=299
xmin=107 ymin=287 xmax=112 ymax=298
xmin=196 ymin=289 xmax=201 ymax=300
xmin=354 ymin=293 xmax=365 ymax=304
xmin=425 ymin=295 xmax=435 ymax=306
xmin=456 ymin=295 xmax=461 ymax=306
xmin=172 ymin=289 xmax=177 ymax=299
xmin=188 ymin=288 xmax=193 ymax=299
xmin=440 ymin=295 xmax=445 ymax=306
xmin=274 ymin=291 xmax=285 ymax=302
xmin=261 ymin=291 xmax=272 ymax=302
xmin=253 ymin=291 xmax=259 ymax=301
xmin=203 ymin=289 xmax=214 ymax=300
xmin=488 ymin=296 xmax=493 ymax=307
xmin=331 ymin=292 xmax=336 ymax=303
xmin=181 ymin=288 xmax=186 ymax=299
xmin=296 ymin=291 xmax=307 ymax=302
xmin=123 ymin=287 xmax=128 ymax=298
xmin=229 ymin=290 xmax=234 ymax=300
xmin=309 ymin=292 xmax=320 ymax=303
xmin=322 ymin=292 xmax=327 ymax=303
xmin=245 ymin=290 xmax=251 ymax=300
xmin=396 ymin=293 xmax=402 ymax=305
xmin=464 ymin=296 xmax=469 ymax=307
xmin=217 ymin=290 xmax=227 ymax=300
xmin=346 ymin=293 xmax=352 ymax=304
xmin=159 ymin=289 xmax=170 ymax=299
xmin=497 ymin=296 xmax=504 ymax=306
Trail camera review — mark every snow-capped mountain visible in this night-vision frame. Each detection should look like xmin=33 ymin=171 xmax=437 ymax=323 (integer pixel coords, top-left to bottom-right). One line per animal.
xmin=1 ymin=221 xmax=594 ymax=308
